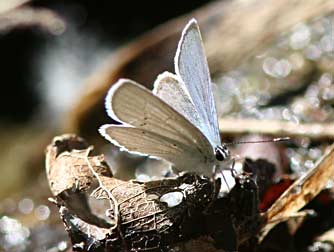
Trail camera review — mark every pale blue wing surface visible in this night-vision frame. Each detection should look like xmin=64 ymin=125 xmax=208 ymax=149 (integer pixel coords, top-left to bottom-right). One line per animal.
xmin=153 ymin=71 xmax=203 ymax=131
xmin=100 ymin=79 xmax=216 ymax=176
xmin=175 ymin=19 xmax=221 ymax=147
xmin=100 ymin=125 xmax=212 ymax=175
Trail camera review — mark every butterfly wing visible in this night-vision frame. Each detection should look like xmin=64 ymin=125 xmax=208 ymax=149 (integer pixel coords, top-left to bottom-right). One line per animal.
xmin=175 ymin=19 xmax=221 ymax=147
xmin=100 ymin=79 xmax=215 ymax=176
xmin=153 ymin=71 xmax=203 ymax=132
xmin=100 ymin=125 xmax=210 ymax=174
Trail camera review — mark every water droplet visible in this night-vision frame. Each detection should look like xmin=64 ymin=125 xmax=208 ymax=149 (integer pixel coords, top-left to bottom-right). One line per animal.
xmin=300 ymin=138 xmax=311 ymax=148
xmin=263 ymin=57 xmax=291 ymax=78
xmin=275 ymin=59 xmax=292 ymax=78
xmin=319 ymin=73 xmax=333 ymax=87
xmin=0 ymin=216 xmax=30 ymax=249
xmin=136 ymin=174 xmax=150 ymax=182
xmin=320 ymin=35 xmax=334 ymax=52
xmin=34 ymin=205 xmax=51 ymax=220
xmin=304 ymin=44 xmax=322 ymax=60
xmin=322 ymin=87 xmax=334 ymax=101
xmin=290 ymin=156 xmax=301 ymax=170
xmin=308 ymin=148 xmax=322 ymax=159
xmin=160 ymin=191 xmax=183 ymax=207
xmin=290 ymin=23 xmax=311 ymax=50
xmin=57 ymin=241 xmax=68 ymax=251
xmin=18 ymin=198 xmax=34 ymax=215
xmin=304 ymin=160 xmax=314 ymax=170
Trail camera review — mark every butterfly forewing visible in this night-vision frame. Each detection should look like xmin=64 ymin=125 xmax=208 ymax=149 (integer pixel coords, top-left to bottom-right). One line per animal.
xmin=175 ymin=19 xmax=221 ymax=148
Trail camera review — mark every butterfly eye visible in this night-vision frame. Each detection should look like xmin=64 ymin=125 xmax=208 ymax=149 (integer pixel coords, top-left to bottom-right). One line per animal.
xmin=215 ymin=145 xmax=230 ymax=161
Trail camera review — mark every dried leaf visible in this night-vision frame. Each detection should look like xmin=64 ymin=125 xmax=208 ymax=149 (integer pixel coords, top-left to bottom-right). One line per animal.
xmin=49 ymin=134 xmax=307 ymax=251
xmin=260 ymin=145 xmax=334 ymax=241
xmin=45 ymin=134 xmax=223 ymax=251
xmin=93 ymin=173 xmax=219 ymax=251
xmin=45 ymin=134 xmax=112 ymax=196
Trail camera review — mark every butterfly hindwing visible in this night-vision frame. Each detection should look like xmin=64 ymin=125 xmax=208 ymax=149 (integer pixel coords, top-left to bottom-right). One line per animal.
xmin=153 ymin=71 xmax=203 ymax=132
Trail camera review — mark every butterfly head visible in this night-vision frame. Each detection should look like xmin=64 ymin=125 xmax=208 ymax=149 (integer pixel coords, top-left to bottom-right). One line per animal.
xmin=215 ymin=145 xmax=230 ymax=161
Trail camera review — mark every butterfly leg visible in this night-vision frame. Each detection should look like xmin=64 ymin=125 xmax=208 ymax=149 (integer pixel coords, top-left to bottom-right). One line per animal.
xmin=230 ymin=157 xmax=238 ymax=178
xmin=213 ymin=164 xmax=231 ymax=193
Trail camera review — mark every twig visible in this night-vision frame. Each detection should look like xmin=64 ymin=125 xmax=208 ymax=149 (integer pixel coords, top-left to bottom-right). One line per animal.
xmin=259 ymin=144 xmax=334 ymax=241
xmin=219 ymin=118 xmax=334 ymax=140
xmin=0 ymin=1 xmax=65 ymax=34
xmin=0 ymin=0 xmax=30 ymax=13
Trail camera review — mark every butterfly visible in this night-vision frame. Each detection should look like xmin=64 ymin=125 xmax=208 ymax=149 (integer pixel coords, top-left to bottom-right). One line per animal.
xmin=99 ymin=19 xmax=230 ymax=177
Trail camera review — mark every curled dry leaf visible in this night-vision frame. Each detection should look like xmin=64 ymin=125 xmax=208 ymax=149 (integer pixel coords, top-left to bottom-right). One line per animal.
xmin=46 ymin=134 xmax=334 ymax=251
xmin=260 ymin=145 xmax=334 ymax=241
xmin=45 ymin=134 xmax=222 ymax=252
xmin=92 ymin=173 xmax=219 ymax=251
xmin=45 ymin=134 xmax=112 ymax=196
xmin=45 ymin=134 xmax=115 ymax=234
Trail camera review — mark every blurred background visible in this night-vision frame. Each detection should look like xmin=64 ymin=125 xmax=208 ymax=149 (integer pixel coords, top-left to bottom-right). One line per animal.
xmin=0 ymin=0 xmax=333 ymax=251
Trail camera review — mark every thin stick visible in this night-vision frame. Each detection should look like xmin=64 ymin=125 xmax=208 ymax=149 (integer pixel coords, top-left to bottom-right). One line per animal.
xmin=219 ymin=118 xmax=334 ymax=140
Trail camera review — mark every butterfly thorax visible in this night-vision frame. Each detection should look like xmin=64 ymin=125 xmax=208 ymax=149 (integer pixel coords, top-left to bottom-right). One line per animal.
xmin=215 ymin=145 xmax=230 ymax=161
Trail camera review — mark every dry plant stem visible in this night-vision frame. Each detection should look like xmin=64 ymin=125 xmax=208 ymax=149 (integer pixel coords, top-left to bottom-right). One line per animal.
xmin=219 ymin=118 xmax=334 ymax=140
xmin=65 ymin=0 xmax=334 ymax=132
xmin=0 ymin=0 xmax=30 ymax=13
xmin=0 ymin=3 xmax=65 ymax=34
xmin=259 ymin=145 xmax=334 ymax=241
xmin=316 ymin=229 xmax=334 ymax=242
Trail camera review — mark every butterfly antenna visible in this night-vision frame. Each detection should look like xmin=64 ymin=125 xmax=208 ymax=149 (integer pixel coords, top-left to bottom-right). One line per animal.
xmin=225 ymin=137 xmax=290 ymax=146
